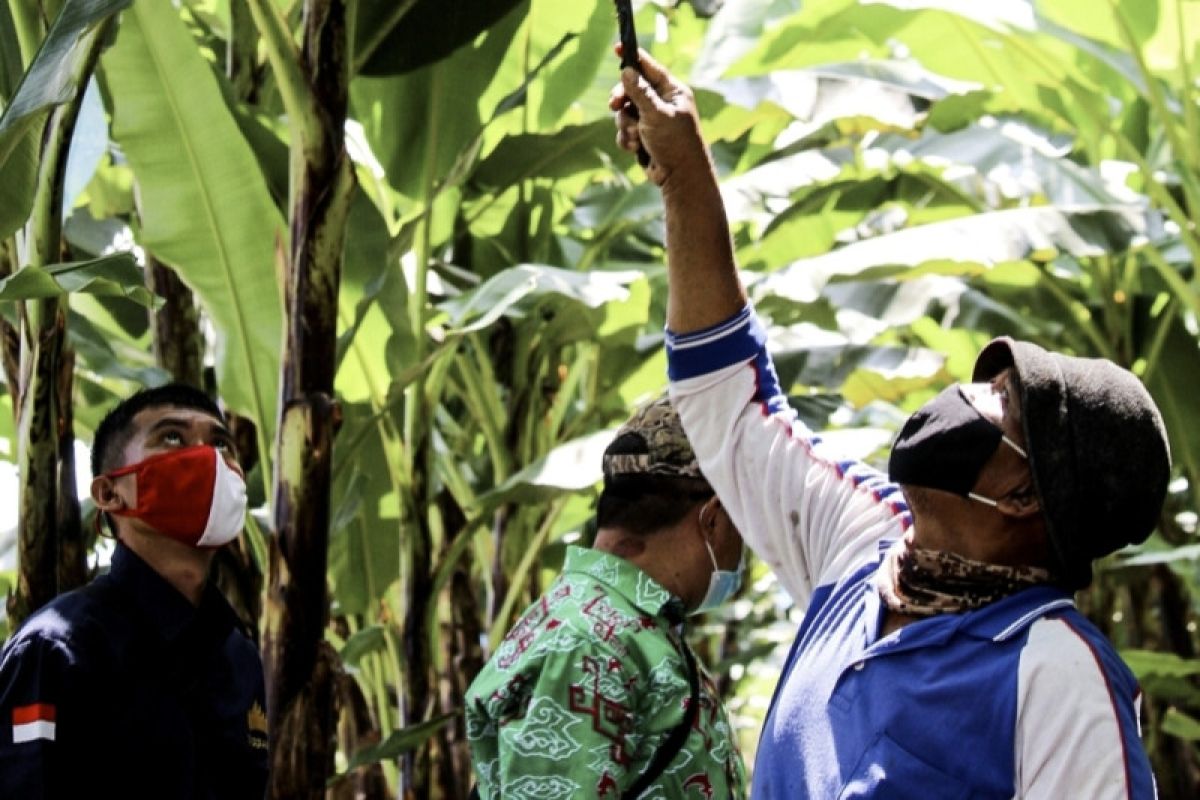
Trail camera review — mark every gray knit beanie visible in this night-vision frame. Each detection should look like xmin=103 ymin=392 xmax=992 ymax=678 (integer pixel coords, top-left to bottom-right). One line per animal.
xmin=973 ymin=338 xmax=1171 ymax=590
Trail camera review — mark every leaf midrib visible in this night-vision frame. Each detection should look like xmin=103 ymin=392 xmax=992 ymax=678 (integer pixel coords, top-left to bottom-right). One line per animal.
xmin=135 ymin=3 xmax=267 ymax=428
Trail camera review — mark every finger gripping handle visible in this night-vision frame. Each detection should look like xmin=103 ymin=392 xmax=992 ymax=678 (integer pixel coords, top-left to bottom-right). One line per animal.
xmin=623 ymin=101 xmax=652 ymax=167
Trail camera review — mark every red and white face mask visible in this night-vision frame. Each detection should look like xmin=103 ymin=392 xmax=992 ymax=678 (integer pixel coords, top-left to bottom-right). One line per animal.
xmin=105 ymin=446 xmax=247 ymax=548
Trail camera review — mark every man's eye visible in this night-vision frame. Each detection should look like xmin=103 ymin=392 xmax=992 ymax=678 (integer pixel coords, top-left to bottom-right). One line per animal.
xmin=214 ymin=440 xmax=231 ymax=451
xmin=163 ymin=431 xmax=184 ymax=445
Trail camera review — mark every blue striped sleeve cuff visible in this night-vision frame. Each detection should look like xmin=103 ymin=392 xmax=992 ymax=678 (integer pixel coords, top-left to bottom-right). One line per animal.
xmin=665 ymin=305 xmax=765 ymax=381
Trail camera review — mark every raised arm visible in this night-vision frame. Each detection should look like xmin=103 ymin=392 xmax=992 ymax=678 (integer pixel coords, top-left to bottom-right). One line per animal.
xmin=611 ymin=50 xmax=745 ymax=334
xmin=612 ymin=52 xmax=908 ymax=605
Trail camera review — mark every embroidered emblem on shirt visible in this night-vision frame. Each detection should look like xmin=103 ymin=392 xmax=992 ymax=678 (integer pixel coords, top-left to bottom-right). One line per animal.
xmin=247 ymin=702 xmax=269 ymax=750
xmin=12 ymin=703 xmax=56 ymax=743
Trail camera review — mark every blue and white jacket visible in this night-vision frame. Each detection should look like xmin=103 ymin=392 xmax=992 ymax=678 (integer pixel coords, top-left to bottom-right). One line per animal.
xmin=667 ymin=306 xmax=1155 ymax=799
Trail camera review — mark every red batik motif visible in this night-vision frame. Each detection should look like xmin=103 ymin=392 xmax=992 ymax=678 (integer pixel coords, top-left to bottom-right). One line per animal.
xmin=596 ymin=771 xmax=620 ymax=798
xmin=683 ymin=773 xmax=714 ymax=799
xmin=683 ymin=673 xmax=723 ymax=750
xmin=581 ymin=592 xmax=639 ymax=657
xmin=498 ymin=584 xmax=572 ymax=669
xmin=568 ymin=655 xmax=633 ymax=766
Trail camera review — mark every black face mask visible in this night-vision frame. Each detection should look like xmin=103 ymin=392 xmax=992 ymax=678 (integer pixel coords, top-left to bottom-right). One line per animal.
xmin=888 ymin=384 xmax=1027 ymax=504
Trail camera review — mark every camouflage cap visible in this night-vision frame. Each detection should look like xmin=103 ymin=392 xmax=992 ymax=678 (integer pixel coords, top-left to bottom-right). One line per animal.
xmin=602 ymin=397 xmax=705 ymax=480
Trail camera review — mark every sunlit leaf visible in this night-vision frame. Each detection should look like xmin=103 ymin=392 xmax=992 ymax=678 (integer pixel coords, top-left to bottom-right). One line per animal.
xmin=1162 ymin=708 xmax=1200 ymax=741
xmin=352 ymin=6 xmax=522 ymax=201
xmin=691 ymin=0 xmax=802 ymax=84
xmin=103 ymin=0 xmax=285 ymax=440
xmin=328 ymin=404 xmax=401 ymax=615
xmin=437 ymin=264 xmax=635 ymax=335
xmin=0 ymin=0 xmax=131 ymax=239
xmin=1121 ymin=649 xmax=1200 ymax=680
xmin=756 ymin=205 xmax=1157 ymax=305
xmin=0 ymin=253 xmax=155 ymax=306
xmin=340 ymin=714 xmax=454 ymax=773
xmin=340 ymin=624 xmax=387 ymax=667
xmin=474 ymin=428 xmax=611 ymax=512
xmin=61 ymin=79 xmax=106 ymax=217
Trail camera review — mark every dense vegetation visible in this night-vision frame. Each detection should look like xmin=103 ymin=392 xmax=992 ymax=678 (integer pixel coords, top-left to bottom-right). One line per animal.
xmin=1 ymin=0 xmax=1198 ymax=796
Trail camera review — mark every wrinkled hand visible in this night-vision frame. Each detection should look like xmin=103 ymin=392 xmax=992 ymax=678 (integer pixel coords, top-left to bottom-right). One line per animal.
xmin=610 ymin=47 xmax=710 ymax=188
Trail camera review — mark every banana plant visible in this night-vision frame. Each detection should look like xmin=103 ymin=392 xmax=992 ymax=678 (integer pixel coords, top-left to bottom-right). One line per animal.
xmin=0 ymin=0 xmax=132 ymax=626
xmin=241 ymin=0 xmax=355 ymax=796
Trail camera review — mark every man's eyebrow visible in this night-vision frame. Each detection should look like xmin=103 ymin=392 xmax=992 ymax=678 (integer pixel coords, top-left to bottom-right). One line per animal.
xmin=147 ymin=415 xmax=234 ymax=440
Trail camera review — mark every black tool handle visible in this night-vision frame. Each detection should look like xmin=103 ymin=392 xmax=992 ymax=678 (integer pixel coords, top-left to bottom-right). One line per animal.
xmin=614 ymin=0 xmax=651 ymax=168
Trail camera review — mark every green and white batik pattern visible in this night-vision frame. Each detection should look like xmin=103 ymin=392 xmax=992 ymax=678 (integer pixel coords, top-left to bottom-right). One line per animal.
xmin=465 ymin=546 xmax=746 ymax=799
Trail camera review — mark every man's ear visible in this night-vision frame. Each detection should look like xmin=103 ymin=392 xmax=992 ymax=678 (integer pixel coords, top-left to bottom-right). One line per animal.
xmin=90 ymin=475 xmax=126 ymax=512
xmin=698 ymin=495 xmax=722 ymax=532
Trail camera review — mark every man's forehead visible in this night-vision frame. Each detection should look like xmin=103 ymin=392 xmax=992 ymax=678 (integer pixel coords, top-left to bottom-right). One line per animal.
xmin=130 ymin=404 xmax=225 ymax=431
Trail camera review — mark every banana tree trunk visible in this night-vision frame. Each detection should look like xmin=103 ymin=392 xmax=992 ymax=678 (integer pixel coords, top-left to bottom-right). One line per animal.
xmin=0 ymin=244 xmax=17 ymax=389
xmin=9 ymin=16 xmax=107 ymax=623
xmin=401 ymin=482 xmax=434 ymax=797
xmin=12 ymin=295 xmax=66 ymax=625
xmin=146 ymin=253 xmax=204 ymax=388
xmin=248 ymin=0 xmax=355 ymax=796
xmin=55 ymin=348 xmax=85 ymax=592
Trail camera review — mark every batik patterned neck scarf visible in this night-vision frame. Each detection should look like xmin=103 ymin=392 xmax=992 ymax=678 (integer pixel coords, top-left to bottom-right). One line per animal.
xmin=877 ymin=535 xmax=1053 ymax=617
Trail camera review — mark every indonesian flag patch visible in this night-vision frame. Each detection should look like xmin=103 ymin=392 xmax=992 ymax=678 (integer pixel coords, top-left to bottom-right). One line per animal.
xmin=12 ymin=703 xmax=56 ymax=743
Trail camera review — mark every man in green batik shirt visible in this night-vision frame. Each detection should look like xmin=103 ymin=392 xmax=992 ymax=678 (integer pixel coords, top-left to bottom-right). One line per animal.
xmin=465 ymin=398 xmax=748 ymax=799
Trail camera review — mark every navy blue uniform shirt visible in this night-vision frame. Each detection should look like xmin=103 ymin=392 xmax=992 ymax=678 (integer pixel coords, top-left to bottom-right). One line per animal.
xmin=0 ymin=543 xmax=269 ymax=798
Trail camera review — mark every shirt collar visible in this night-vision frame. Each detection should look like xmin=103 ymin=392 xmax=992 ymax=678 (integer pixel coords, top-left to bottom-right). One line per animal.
xmin=562 ymin=545 xmax=687 ymax=622
xmin=108 ymin=543 xmax=235 ymax=645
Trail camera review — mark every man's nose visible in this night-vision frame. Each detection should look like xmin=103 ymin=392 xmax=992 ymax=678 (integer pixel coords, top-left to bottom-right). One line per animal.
xmin=960 ymin=382 xmax=1003 ymax=423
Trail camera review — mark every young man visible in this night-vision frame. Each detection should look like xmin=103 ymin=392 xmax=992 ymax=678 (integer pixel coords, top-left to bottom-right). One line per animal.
xmin=465 ymin=398 xmax=747 ymax=798
xmin=0 ymin=384 xmax=269 ymax=798
xmin=613 ymin=52 xmax=1167 ymax=798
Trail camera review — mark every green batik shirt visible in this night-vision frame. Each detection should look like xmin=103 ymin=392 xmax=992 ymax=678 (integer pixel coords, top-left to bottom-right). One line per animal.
xmin=465 ymin=546 xmax=746 ymax=799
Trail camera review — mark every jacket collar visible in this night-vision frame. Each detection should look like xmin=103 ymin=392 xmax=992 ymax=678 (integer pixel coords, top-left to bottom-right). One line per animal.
xmin=562 ymin=545 xmax=687 ymax=622
xmin=108 ymin=543 xmax=236 ymax=646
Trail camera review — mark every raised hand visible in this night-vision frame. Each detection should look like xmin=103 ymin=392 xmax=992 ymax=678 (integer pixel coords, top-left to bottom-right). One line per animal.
xmin=610 ymin=46 xmax=712 ymax=189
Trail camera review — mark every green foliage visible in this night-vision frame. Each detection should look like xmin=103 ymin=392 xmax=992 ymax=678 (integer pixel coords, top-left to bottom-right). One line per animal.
xmin=101 ymin=0 xmax=284 ymax=458
xmin=2 ymin=0 xmax=1199 ymax=795
xmin=0 ymin=0 xmax=131 ymax=240
xmin=341 ymin=713 xmax=455 ymax=772
xmin=0 ymin=252 xmax=155 ymax=305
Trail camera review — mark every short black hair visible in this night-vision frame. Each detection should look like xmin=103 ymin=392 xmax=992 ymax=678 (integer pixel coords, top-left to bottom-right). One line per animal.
xmin=596 ymin=473 xmax=713 ymax=536
xmin=90 ymin=383 xmax=225 ymax=477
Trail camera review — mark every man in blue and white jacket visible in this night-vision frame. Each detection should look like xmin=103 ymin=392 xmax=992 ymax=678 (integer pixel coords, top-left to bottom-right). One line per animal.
xmin=612 ymin=51 xmax=1169 ymax=798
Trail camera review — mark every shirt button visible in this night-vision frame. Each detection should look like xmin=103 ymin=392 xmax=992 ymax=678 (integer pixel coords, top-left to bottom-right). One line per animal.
xmin=854 ymin=661 xmax=865 ymax=671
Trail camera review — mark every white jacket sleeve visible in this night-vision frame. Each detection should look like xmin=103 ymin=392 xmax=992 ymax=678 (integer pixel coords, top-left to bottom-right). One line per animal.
xmin=666 ymin=306 xmax=909 ymax=607
xmin=1015 ymin=617 xmax=1156 ymax=799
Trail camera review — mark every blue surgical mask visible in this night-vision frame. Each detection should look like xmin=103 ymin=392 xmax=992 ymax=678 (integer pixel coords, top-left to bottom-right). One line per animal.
xmin=691 ymin=537 xmax=745 ymax=616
